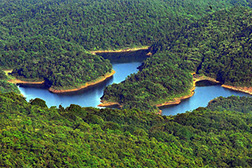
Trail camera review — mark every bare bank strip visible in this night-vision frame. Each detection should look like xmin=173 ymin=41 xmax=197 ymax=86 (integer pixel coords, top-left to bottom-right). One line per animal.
xmin=221 ymin=85 xmax=252 ymax=95
xmin=90 ymin=46 xmax=150 ymax=55
xmin=4 ymin=70 xmax=45 ymax=85
xmin=155 ymin=75 xmax=221 ymax=108
xmin=49 ymin=70 xmax=115 ymax=93
xmin=4 ymin=69 xmax=116 ymax=94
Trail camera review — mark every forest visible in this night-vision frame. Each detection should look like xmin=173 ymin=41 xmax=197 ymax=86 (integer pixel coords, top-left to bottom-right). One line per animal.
xmin=0 ymin=0 xmax=251 ymax=103
xmin=101 ymin=7 xmax=252 ymax=111
xmin=1 ymin=92 xmax=252 ymax=167
xmin=1 ymin=1 xmax=252 ymax=167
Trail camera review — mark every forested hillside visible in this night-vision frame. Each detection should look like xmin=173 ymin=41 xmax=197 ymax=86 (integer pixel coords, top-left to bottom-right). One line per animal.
xmin=0 ymin=68 xmax=20 ymax=93
xmin=0 ymin=0 xmax=247 ymax=50
xmin=207 ymin=96 xmax=252 ymax=113
xmin=0 ymin=0 xmax=251 ymax=96
xmin=1 ymin=1 xmax=252 ymax=167
xmin=101 ymin=7 xmax=252 ymax=111
xmin=1 ymin=93 xmax=252 ymax=167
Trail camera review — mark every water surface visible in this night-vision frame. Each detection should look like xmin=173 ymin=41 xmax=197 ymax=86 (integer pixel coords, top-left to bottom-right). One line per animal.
xmin=18 ymin=52 xmax=251 ymax=115
xmin=161 ymin=84 xmax=251 ymax=116
xmin=19 ymin=62 xmax=142 ymax=108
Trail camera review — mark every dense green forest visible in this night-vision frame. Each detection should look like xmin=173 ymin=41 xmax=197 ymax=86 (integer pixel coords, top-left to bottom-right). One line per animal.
xmin=1 ymin=1 xmax=252 ymax=166
xmin=1 ymin=0 xmax=248 ymax=50
xmin=101 ymin=7 xmax=252 ymax=111
xmin=6 ymin=36 xmax=112 ymax=89
xmin=1 ymin=0 xmax=251 ymax=92
xmin=0 ymin=68 xmax=20 ymax=93
xmin=1 ymin=93 xmax=252 ymax=167
xmin=207 ymin=96 xmax=252 ymax=113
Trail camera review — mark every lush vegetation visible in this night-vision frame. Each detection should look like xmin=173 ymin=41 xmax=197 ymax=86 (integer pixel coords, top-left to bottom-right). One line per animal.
xmin=6 ymin=36 xmax=112 ymax=89
xmin=149 ymin=7 xmax=252 ymax=86
xmin=1 ymin=0 xmax=251 ymax=91
xmin=1 ymin=93 xmax=252 ymax=167
xmin=1 ymin=1 xmax=252 ymax=167
xmin=0 ymin=69 xmax=20 ymax=94
xmin=101 ymin=7 xmax=252 ymax=110
xmin=0 ymin=0 xmax=247 ymax=50
xmin=102 ymin=53 xmax=193 ymax=112
xmin=207 ymin=96 xmax=252 ymax=113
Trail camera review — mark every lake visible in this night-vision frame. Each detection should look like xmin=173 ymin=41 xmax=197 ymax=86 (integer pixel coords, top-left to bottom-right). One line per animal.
xmin=18 ymin=51 xmax=251 ymax=115
xmin=18 ymin=61 xmax=142 ymax=108
xmin=161 ymin=82 xmax=251 ymax=116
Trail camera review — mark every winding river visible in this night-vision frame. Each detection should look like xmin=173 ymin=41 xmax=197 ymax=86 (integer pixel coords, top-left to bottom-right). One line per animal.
xmin=18 ymin=51 xmax=251 ymax=115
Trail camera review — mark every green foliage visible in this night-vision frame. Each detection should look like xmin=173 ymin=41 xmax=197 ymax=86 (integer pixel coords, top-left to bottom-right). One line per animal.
xmin=0 ymin=69 xmax=7 ymax=80
xmin=102 ymin=7 xmax=252 ymax=111
xmin=207 ymin=96 xmax=252 ymax=113
xmin=30 ymin=98 xmax=47 ymax=108
xmin=102 ymin=52 xmax=193 ymax=111
xmin=1 ymin=93 xmax=252 ymax=167
xmin=0 ymin=80 xmax=20 ymax=94
xmin=150 ymin=7 xmax=252 ymax=86
xmin=0 ymin=0 xmax=251 ymax=111
xmin=5 ymin=36 xmax=112 ymax=88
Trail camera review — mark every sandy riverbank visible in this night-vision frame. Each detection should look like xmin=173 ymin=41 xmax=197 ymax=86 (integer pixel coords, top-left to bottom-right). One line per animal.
xmin=221 ymin=85 xmax=252 ymax=95
xmin=98 ymin=74 xmax=222 ymax=113
xmin=90 ymin=46 xmax=150 ymax=55
xmin=4 ymin=69 xmax=116 ymax=94
xmin=4 ymin=70 xmax=45 ymax=85
xmin=155 ymin=75 xmax=220 ymax=108
xmin=49 ymin=70 xmax=115 ymax=93
xmin=98 ymin=101 xmax=122 ymax=108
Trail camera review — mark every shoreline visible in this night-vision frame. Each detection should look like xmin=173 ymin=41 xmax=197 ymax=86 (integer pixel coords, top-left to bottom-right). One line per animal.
xmin=90 ymin=46 xmax=150 ymax=55
xmin=49 ymin=69 xmax=115 ymax=93
xmin=98 ymin=100 xmax=122 ymax=108
xmin=221 ymin=84 xmax=252 ymax=95
xmin=8 ymin=79 xmax=45 ymax=85
xmin=5 ymin=69 xmax=116 ymax=94
xmin=98 ymin=74 xmax=222 ymax=113
xmin=4 ymin=70 xmax=45 ymax=85
xmin=155 ymin=75 xmax=221 ymax=108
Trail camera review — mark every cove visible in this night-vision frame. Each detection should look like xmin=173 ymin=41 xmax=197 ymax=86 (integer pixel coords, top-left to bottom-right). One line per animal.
xmin=17 ymin=50 xmax=251 ymax=114
xmin=18 ymin=50 xmax=149 ymax=108
xmin=161 ymin=81 xmax=251 ymax=116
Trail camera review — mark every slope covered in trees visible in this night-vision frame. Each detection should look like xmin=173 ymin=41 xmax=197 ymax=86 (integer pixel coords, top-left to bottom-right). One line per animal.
xmin=0 ymin=69 xmax=20 ymax=93
xmin=101 ymin=7 xmax=252 ymax=111
xmin=207 ymin=96 xmax=252 ymax=113
xmin=0 ymin=0 xmax=247 ymax=50
xmin=0 ymin=0 xmax=251 ymax=97
xmin=1 ymin=93 xmax=252 ymax=167
xmin=5 ymin=36 xmax=112 ymax=89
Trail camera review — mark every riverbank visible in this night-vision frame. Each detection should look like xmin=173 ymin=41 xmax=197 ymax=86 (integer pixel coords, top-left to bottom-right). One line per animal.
xmin=221 ymin=85 xmax=252 ymax=95
xmin=98 ymin=100 xmax=122 ymax=108
xmin=4 ymin=70 xmax=45 ymax=85
xmin=90 ymin=46 xmax=150 ymax=55
xmin=155 ymin=75 xmax=220 ymax=108
xmin=5 ymin=69 xmax=116 ymax=94
xmin=97 ymin=75 xmax=222 ymax=113
xmin=49 ymin=70 xmax=115 ymax=93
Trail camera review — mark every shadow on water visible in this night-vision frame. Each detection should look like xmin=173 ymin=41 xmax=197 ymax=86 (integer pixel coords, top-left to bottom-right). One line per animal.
xmin=195 ymin=80 xmax=221 ymax=86
xmin=18 ymin=49 xmax=150 ymax=108
xmin=96 ymin=49 xmax=149 ymax=63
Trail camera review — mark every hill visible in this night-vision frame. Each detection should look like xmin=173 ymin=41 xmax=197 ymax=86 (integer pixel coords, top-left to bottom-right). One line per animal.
xmin=1 ymin=93 xmax=252 ymax=167
xmin=101 ymin=7 xmax=252 ymax=111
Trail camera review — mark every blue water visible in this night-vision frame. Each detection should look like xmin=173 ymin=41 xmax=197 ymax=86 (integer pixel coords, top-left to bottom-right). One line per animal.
xmin=18 ymin=61 xmax=251 ymax=115
xmin=161 ymin=85 xmax=251 ymax=116
xmin=18 ymin=62 xmax=142 ymax=108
